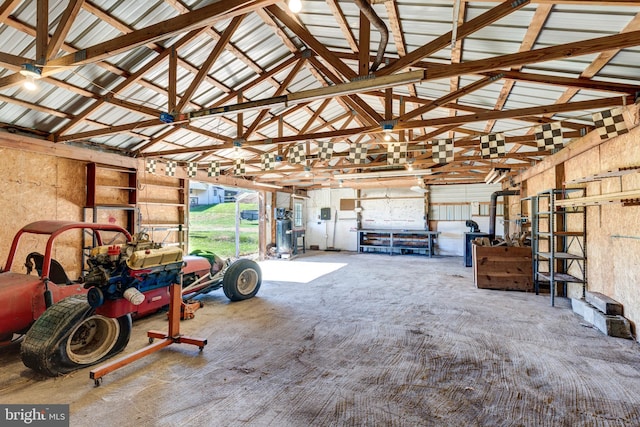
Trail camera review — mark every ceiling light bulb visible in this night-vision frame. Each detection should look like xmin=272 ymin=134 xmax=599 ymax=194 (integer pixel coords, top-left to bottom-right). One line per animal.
xmin=384 ymin=133 xmax=392 ymax=142
xmin=407 ymin=164 xmax=413 ymax=171
xmin=288 ymin=0 xmax=302 ymax=13
xmin=23 ymin=76 xmax=37 ymax=91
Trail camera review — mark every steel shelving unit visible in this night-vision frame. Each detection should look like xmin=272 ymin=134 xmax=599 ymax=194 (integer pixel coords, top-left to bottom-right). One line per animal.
xmin=532 ymin=188 xmax=587 ymax=306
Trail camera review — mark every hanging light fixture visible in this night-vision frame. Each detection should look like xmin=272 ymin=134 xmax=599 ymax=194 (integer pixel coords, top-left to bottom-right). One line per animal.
xmin=288 ymin=0 xmax=302 ymax=13
xmin=20 ymin=63 xmax=41 ymax=91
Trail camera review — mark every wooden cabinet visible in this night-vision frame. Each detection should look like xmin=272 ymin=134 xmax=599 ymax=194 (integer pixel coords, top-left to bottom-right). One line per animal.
xmin=357 ymin=229 xmax=439 ymax=257
xmin=84 ymin=163 xmax=138 ymax=233
xmin=137 ymin=176 xmax=188 ymax=251
xmin=83 ymin=163 xmax=189 ymax=256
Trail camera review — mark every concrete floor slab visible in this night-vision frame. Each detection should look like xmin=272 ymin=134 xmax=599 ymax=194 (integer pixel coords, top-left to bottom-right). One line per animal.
xmin=1 ymin=252 xmax=640 ymax=426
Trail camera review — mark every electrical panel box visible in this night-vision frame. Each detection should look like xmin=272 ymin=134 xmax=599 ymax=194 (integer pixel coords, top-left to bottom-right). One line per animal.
xmin=320 ymin=208 xmax=331 ymax=220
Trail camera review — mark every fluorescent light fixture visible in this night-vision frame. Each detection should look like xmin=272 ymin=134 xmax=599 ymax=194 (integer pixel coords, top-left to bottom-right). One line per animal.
xmin=288 ymin=0 xmax=302 ymax=13
xmin=285 ymin=70 xmax=425 ymax=103
xmin=334 ymin=169 xmax=432 ymax=180
xmin=485 ymin=167 xmax=510 ymax=184
xmin=187 ymin=70 xmax=425 ymax=122
xmin=410 ymin=185 xmax=428 ymax=194
xmin=253 ymin=181 xmax=283 ymax=189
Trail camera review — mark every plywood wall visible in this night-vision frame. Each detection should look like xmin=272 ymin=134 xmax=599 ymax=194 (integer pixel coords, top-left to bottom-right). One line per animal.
xmin=0 ymin=148 xmax=86 ymax=277
xmin=521 ymin=106 xmax=640 ymax=338
xmin=0 ymin=144 xmax=190 ymax=279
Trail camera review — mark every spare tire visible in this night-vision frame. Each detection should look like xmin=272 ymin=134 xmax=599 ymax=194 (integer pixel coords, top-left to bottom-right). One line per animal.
xmin=21 ymin=295 xmax=131 ymax=376
xmin=222 ymin=259 xmax=262 ymax=301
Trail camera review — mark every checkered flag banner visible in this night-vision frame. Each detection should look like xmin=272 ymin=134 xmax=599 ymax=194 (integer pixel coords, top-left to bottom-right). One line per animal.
xmin=387 ymin=143 xmax=407 ymax=165
xmin=288 ymin=144 xmax=306 ymax=165
xmin=480 ymin=133 xmax=506 ymax=159
xmin=592 ymin=107 xmax=629 ymax=141
xmin=349 ymin=143 xmax=368 ymax=164
xmin=187 ymin=162 xmax=198 ymax=177
xmin=165 ymin=161 xmax=176 ymax=177
xmin=317 ymin=141 xmax=334 ymax=161
xmin=207 ymin=161 xmax=220 ymax=177
xmin=432 ymin=139 xmax=454 ymax=164
xmin=261 ymin=152 xmax=277 ymax=171
xmin=534 ymin=122 xmax=564 ymax=151
xmin=234 ymin=158 xmax=245 ymax=175
xmin=145 ymin=159 xmax=156 ymax=174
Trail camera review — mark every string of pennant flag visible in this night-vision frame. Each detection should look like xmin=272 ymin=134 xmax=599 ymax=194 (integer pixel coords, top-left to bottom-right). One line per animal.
xmin=144 ymin=107 xmax=629 ymax=176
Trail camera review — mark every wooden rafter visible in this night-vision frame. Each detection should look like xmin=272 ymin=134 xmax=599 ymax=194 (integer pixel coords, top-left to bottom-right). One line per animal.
xmin=0 ymin=0 xmax=21 ymax=22
xmin=140 ymin=94 xmax=627 ymax=158
xmin=46 ymin=0 xmax=85 ymax=60
xmin=46 ymin=0 xmax=278 ymax=68
xmin=379 ymin=0 xmax=530 ymax=76
xmin=52 ymin=27 xmax=209 ymax=138
xmin=326 ymin=0 xmax=358 ymax=53
xmin=176 ymin=15 xmax=245 ymax=112
xmin=427 ymin=30 xmax=640 ymax=81
xmin=0 ymin=0 xmax=638 ymax=187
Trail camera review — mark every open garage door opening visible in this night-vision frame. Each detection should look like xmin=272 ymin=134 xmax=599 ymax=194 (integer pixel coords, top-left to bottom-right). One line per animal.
xmin=188 ymin=181 xmax=259 ymax=260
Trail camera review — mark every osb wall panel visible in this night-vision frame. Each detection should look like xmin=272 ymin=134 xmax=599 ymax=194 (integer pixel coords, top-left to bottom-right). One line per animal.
xmin=565 ymin=127 xmax=640 ymax=330
xmin=526 ymin=121 xmax=640 ymax=338
xmin=0 ymin=149 xmax=85 ymax=278
xmin=0 ymin=146 xmax=189 ymax=277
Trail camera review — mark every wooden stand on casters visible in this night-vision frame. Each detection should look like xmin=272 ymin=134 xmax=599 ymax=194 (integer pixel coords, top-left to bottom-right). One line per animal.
xmin=90 ymin=281 xmax=207 ymax=386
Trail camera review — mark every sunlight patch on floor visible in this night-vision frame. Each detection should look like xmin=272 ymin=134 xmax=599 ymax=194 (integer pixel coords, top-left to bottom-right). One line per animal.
xmin=258 ymin=260 xmax=347 ymax=283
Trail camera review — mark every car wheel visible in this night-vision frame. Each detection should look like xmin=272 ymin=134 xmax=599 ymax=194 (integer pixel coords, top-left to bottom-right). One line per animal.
xmin=21 ymin=295 xmax=131 ymax=376
xmin=222 ymin=259 xmax=261 ymax=301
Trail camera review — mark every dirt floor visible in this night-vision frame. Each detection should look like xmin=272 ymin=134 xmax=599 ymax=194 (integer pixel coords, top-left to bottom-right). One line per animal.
xmin=2 ymin=251 xmax=640 ymax=426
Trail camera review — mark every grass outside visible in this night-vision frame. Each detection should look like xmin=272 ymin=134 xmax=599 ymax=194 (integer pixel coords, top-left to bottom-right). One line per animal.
xmin=189 ymin=203 xmax=259 ymax=258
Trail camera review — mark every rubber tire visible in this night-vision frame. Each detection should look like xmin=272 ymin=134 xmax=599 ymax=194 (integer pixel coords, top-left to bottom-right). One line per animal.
xmin=21 ymin=295 xmax=131 ymax=377
xmin=222 ymin=259 xmax=262 ymax=301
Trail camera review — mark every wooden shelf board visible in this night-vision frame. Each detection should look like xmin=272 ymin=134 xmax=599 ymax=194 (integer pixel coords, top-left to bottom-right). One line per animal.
xmin=138 ymin=201 xmax=185 ymax=207
xmin=564 ymin=166 xmax=640 ymax=185
xmin=85 ymin=204 xmax=136 ymax=209
xmin=537 ymin=252 xmax=585 ymax=260
xmin=555 ymin=189 xmax=640 ymax=207
xmin=537 ymin=272 xmax=585 ymax=283
xmin=97 ymin=185 xmax=136 ymax=191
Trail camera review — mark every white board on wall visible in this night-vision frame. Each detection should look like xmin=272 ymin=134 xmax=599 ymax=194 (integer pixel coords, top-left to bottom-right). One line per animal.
xmin=359 ymin=188 xmax=425 ymax=229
